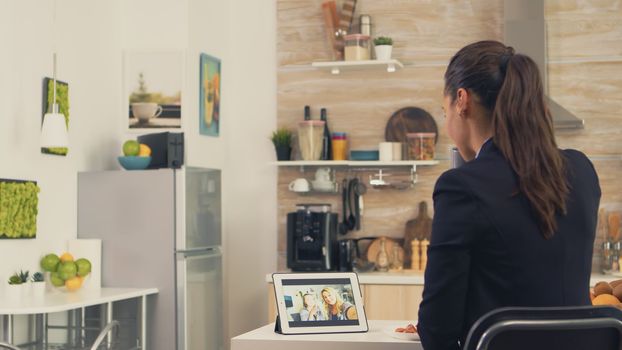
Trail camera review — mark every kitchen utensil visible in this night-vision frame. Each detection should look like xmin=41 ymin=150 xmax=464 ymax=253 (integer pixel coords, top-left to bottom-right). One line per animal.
xmin=339 ymin=0 xmax=357 ymax=34
xmin=350 ymin=150 xmax=379 ymax=160
xmin=339 ymin=178 xmax=349 ymax=235
xmin=403 ymin=201 xmax=432 ymax=269
xmin=347 ymin=178 xmax=358 ymax=231
xmin=385 ymin=107 xmax=439 ymax=144
xmin=117 ymin=156 xmax=151 ymax=170
xmin=289 ymin=178 xmax=311 ymax=192
xmin=321 ymin=1 xmax=343 ymax=60
xmin=609 ymin=213 xmax=621 ymax=242
xmin=379 ymin=142 xmax=393 ymax=161
xmin=332 ymin=132 xmax=348 ymax=160
xmin=366 ymin=237 xmax=404 ymax=264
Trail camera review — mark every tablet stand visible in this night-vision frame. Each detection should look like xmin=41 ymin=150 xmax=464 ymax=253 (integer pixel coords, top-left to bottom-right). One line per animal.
xmin=274 ymin=315 xmax=283 ymax=334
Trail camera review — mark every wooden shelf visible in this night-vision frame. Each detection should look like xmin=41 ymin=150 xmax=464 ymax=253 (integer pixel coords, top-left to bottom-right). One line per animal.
xmin=311 ymin=59 xmax=404 ymax=74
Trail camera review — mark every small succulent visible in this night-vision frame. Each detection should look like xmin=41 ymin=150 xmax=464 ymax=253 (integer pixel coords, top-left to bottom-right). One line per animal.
xmin=270 ymin=128 xmax=294 ymax=148
xmin=8 ymin=274 xmax=22 ymax=285
xmin=18 ymin=270 xmax=29 ymax=283
xmin=32 ymin=272 xmax=44 ymax=282
xmin=373 ymin=36 xmax=393 ymax=46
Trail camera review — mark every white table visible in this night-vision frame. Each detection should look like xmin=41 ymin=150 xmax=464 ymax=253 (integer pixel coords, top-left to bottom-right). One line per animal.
xmin=231 ymin=320 xmax=423 ymax=350
xmin=0 ymin=287 xmax=158 ymax=349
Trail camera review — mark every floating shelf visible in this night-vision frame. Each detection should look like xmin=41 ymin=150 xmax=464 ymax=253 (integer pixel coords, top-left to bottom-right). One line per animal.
xmin=311 ymin=59 xmax=404 ymax=74
xmin=274 ymin=160 xmax=439 ymax=172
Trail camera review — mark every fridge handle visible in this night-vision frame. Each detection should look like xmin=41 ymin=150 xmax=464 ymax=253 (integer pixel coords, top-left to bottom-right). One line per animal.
xmin=176 ymin=246 xmax=221 ymax=258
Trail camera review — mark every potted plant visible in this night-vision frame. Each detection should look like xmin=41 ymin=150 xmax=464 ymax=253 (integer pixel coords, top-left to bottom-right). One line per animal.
xmin=373 ymin=36 xmax=393 ymax=60
xmin=31 ymin=272 xmax=46 ymax=297
xmin=270 ymin=128 xmax=294 ymax=161
xmin=7 ymin=270 xmax=28 ymax=300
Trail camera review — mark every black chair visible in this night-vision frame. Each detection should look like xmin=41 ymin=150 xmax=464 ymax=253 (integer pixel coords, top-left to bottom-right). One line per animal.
xmin=463 ymin=305 xmax=622 ymax=350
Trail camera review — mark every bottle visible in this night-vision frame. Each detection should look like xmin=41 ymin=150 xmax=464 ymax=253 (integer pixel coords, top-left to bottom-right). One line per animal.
xmin=375 ymin=237 xmax=389 ymax=272
xmin=320 ymin=108 xmax=332 ymax=160
xmin=304 ymin=105 xmax=311 ymax=120
xmin=359 ymin=15 xmax=372 ymax=58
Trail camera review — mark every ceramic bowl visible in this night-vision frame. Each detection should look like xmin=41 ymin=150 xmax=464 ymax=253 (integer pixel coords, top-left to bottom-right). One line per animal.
xmin=118 ymin=156 xmax=151 ymax=170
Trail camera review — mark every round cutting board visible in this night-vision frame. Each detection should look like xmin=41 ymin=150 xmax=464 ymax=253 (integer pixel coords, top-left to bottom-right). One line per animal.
xmin=384 ymin=107 xmax=439 ymax=144
xmin=366 ymin=237 xmax=404 ymax=264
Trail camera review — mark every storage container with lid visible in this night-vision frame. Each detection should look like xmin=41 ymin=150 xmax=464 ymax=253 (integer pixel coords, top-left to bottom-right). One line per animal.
xmin=406 ymin=132 xmax=436 ymax=160
xmin=331 ymin=132 xmax=348 ymax=160
xmin=298 ymin=120 xmax=325 ymax=160
xmin=344 ymin=34 xmax=370 ymax=61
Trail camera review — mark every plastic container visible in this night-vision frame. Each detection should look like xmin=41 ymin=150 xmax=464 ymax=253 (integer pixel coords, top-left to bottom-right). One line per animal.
xmin=406 ymin=133 xmax=436 ymax=160
xmin=298 ymin=120 xmax=325 ymax=160
xmin=344 ymin=34 xmax=370 ymax=61
xmin=331 ymin=132 xmax=348 ymax=160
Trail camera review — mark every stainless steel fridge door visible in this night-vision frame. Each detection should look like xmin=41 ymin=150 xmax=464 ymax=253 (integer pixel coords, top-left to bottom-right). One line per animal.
xmin=176 ymin=167 xmax=222 ymax=250
xmin=176 ymin=247 xmax=223 ymax=350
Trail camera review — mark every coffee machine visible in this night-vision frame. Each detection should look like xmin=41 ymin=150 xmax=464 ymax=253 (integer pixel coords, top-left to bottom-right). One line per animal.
xmin=287 ymin=204 xmax=338 ymax=271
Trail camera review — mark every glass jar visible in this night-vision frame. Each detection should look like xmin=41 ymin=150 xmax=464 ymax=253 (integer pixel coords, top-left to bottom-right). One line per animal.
xmin=331 ymin=132 xmax=348 ymax=160
xmin=344 ymin=34 xmax=370 ymax=61
xmin=603 ymin=241 xmax=613 ymax=273
xmin=297 ymin=121 xmax=325 ymax=160
xmin=406 ymin=132 xmax=436 ymax=160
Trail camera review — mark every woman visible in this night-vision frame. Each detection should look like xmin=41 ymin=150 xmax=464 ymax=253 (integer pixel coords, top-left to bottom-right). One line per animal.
xmin=321 ymin=287 xmax=355 ymax=320
xmin=417 ymin=41 xmax=600 ymax=350
xmin=299 ymin=292 xmax=324 ymax=321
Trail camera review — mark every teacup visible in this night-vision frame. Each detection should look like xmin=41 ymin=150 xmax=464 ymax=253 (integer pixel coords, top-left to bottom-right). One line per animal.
xmin=289 ymin=178 xmax=310 ymax=192
xmin=132 ymin=102 xmax=163 ymax=123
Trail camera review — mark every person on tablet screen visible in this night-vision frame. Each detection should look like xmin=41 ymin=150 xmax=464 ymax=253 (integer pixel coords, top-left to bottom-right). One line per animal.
xmin=321 ymin=287 xmax=357 ymax=320
xmin=299 ymin=292 xmax=324 ymax=321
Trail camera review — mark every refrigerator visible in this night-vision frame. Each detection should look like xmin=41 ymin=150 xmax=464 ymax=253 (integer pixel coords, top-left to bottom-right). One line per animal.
xmin=77 ymin=167 xmax=223 ymax=350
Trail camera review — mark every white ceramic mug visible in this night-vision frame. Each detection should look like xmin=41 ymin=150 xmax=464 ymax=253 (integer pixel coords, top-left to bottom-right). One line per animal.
xmin=379 ymin=142 xmax=393 ymax=161
xmin=392 ymin=142 xmax=403 ymax=161
xmin=288 ymin=178 xmax=310 ymax=192
xmin=314 ymin=167 xmax=332 ymax=183
xmin=132 ymin=102 xmax=163 ymax=122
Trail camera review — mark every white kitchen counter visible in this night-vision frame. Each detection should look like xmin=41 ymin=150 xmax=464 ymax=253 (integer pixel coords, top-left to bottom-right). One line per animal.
xmin=266 ymin=272 xmax=619 ymax=286
xmin=231 ymin=320 xmax=422 ymax=350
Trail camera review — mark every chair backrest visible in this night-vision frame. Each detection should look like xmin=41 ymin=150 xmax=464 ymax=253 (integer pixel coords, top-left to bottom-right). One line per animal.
xmin=463 ymin=305 xmax=622 ymax=350
xmin=0 ymin=343 xmax=21 ymax=350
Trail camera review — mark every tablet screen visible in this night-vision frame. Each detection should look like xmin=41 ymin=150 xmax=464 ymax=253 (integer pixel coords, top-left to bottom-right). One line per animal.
xmin=279 ymin=277 xmax=360 ymax=327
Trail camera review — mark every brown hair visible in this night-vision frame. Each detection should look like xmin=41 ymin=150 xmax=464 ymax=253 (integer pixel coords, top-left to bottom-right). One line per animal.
xmin=444 ymin=40 xmax=569 ymax=239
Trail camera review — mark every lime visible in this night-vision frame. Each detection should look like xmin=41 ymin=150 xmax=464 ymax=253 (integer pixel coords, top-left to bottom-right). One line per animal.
xmin=123 ymin=140 xmax=140 ymax=156
xmin=40 ymin=254 xmax=60 ymax=272
xmin=75 ymin=258 xmax=92 ymax=277
xmin=50 ymin=272 xmax=65 ymax=287
xmin=57 ymin=261 xmax=77 ymax=280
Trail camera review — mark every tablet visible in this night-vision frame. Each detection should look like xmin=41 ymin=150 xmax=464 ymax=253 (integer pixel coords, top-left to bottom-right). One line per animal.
xmin=272 ymin=272 xmax=368 ymax=334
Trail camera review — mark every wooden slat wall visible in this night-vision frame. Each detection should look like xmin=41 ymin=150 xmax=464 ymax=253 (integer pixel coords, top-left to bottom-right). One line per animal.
xmin=276 ymin=0 xmax=622 ymax=271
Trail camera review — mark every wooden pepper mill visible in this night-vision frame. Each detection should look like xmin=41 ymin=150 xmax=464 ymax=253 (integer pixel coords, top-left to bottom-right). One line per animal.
xmin=404 ymin=201 xmax=432 ymax=269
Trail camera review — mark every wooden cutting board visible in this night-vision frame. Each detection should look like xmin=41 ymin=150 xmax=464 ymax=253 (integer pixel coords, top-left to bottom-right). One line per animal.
xmin=609 ymin=212 xmax=621 ymax=242
xmin=403 ymin=201 xmax=433 ymax=269
xmin=385 ymin=107 xmax=439 ymax=144
xmin=366 ymin=237 xmax=404 ymax=264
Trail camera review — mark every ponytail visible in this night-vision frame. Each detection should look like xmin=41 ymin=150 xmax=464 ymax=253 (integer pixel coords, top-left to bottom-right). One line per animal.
xmin=444 ymin=41 xmax=569 ymax=239
xmin=493 ymin=53 xmax=568 ymax=238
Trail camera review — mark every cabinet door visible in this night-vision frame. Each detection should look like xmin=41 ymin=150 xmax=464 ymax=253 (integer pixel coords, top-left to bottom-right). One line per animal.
xmin=363 ymin=285 xmax=423 ymax=320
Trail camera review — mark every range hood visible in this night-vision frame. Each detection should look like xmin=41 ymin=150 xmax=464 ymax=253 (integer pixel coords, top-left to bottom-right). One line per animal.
xmin=504 ymin=0 xmax=584 ymax=130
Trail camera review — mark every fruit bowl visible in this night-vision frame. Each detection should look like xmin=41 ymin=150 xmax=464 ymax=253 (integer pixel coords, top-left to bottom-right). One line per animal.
xmin=118 ymin=156 xmax=151 ymax=170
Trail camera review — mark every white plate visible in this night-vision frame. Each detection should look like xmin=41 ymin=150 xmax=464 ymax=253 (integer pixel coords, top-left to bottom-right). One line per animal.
xmin=383 ymin=323 xmax=420 ymax=341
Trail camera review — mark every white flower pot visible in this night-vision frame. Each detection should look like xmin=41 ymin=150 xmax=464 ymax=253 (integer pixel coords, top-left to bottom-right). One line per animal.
xmin=5 ymin=284 xmax=24 ymax=302
xmin=374 ymin=45 xmax=393 ymax=60
xmin=31 ymin=282 xmax=46 ymax=298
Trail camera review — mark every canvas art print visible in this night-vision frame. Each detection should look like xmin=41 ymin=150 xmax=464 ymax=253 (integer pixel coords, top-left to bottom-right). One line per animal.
xmin=41 ymin=77 xmax=69 ymax=156
xmin=125 ymin=51 xmax=182 ymax=129
xmin=199 ymin=53 xmax=221 ymax=137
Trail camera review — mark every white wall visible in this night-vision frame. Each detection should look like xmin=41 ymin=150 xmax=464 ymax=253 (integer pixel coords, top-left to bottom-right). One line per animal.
xmin=1 ymin=0 xmax=278 ymax=346
xmin=0 ymin=0 xmax=122 ymax=281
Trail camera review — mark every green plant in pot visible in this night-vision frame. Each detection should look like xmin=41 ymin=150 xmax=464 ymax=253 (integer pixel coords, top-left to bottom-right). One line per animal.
xmin=373 ymin=36 xmax=393 ymax=60
xmin=270 ymin=128 xmax=293 ymax=161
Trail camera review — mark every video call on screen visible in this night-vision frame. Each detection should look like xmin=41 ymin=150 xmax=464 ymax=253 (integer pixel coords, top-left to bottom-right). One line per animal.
xmin=281 ymin=278 xmax=360 ymax=327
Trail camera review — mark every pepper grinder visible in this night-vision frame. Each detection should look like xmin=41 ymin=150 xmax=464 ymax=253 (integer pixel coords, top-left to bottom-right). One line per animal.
xmin=420 ymin=239 xmax=429 ymax=272
xmin=411 ymin=239 xmax=420 ymax=271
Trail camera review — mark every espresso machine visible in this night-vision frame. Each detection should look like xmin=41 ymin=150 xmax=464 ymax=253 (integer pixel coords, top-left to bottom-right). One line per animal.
xmin=287 ymin=204 xmax=338 ymax=271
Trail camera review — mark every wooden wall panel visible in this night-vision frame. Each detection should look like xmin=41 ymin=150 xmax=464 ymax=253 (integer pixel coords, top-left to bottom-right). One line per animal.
xmin=277 ymin=0 xmax=622 ymax=272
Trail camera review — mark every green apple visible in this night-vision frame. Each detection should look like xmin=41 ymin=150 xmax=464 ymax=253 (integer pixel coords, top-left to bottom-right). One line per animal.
xmin=40 ymin=253 xmax=60 ymax=272
xmin=123 ymin=140 xmax=140 ymax=156
xmin=57 ymin=261 xmax=77 ymax=280
xmin=75 ymin=258 xmax=92 ymax=277
xmin=50 ymin=272 xmax=65 ymax=287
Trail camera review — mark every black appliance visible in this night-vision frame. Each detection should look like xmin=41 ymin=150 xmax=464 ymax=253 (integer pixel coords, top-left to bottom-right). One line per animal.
xmin=137 ymin=132 xmax=184 ymax=169
xmin=287 ymin=204 xmax=338 ymax=271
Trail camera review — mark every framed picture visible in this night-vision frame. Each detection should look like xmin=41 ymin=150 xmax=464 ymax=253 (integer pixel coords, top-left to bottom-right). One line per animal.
xmin=199 ymin=53 xmax=221 ymax=137
xmin=41 ymin=77 xmax=69 ymax=156
xmin=124 ymin=50 xmax=183 ymax=130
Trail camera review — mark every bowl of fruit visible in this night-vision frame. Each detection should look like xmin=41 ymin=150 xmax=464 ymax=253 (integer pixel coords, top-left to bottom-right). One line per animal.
xmin=118 ymin=139 xmax=152 ymax=170
xmin=40 ymin=252 xmax=92 ymax=292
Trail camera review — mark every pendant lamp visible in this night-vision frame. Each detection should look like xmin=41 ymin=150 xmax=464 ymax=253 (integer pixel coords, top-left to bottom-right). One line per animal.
xmin=40 ymin=53 xmax=68 ymax=148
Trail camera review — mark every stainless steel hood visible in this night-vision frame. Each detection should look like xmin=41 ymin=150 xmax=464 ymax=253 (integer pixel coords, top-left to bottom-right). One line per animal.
xmin=504 ymin=0 xmax=584 ymax=129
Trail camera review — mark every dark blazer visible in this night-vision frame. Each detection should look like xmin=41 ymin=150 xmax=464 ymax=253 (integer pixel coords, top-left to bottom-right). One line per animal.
xmin=417 ymin=139 xmax=601 ymax=350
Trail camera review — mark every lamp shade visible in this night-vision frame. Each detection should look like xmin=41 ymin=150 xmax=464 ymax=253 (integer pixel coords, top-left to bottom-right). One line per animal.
xmin=40 ymin=112 xmax=68 ymax=148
